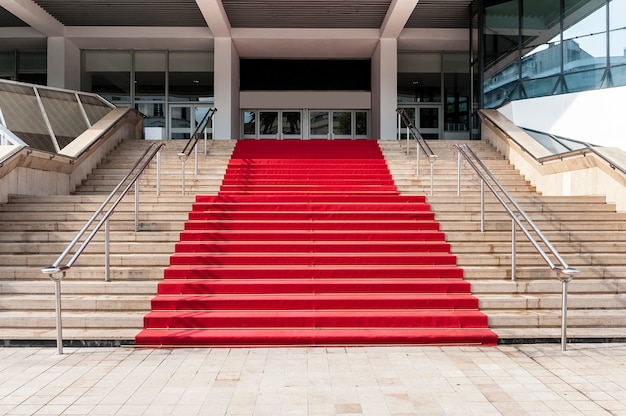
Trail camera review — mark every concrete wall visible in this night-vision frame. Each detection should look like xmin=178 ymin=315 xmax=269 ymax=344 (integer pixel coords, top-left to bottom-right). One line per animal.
xmin=481 ymin=109 xmax=626 ymax=212
xmin=0 ymin=108 xmax=143 ymax=204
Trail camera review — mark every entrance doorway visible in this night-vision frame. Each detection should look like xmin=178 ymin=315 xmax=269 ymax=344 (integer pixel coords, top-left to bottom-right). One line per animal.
xmin=397 ymin=105 xmax=442 ymax=140
xmin=243 ymin=109 xmax=369 ymax=139
xmin=169 ymin=104 xmax=214 ymax=140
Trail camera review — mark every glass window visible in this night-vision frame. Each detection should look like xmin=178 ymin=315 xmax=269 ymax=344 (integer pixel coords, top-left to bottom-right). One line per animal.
xmin=398 ymin=53 xmax=442 ymax=103
xmin=134 ymin=51 xmax=165 ymax=101
xmin=484 ymin=0 xmax=520 ymax=70
xmin=38 ymin=89 xmax=88 ymax=149
xmin=333 ymin=112 xmax=352 ymax=136
xmin=169 ymin=51 xmax=214 ymax=102
xmin=521 ymin=0 xmax=561 ymax=91
xmin=443 ymin=53 xmax=470 ymax=132
xmin=82 ymin=51 xmax=131 ymax=103
xmin=355 ymin=112 xmax=367 ymax=136
xmin=259 ymin=111 xmax=278 ymax=135
xmin=563 ymin=0 xmax=607 ymax=73
xmin=282 ymin=111 xmax=301 ymax=135
xmin=310 ymin=111 xmax=329 ymax=136
xmin=609 ymin=0 xmax=626 ymax=85
xmin=243 ymin=111 xmax=256 ymax=135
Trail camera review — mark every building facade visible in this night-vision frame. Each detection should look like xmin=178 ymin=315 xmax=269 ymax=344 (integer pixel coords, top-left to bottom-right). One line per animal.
xmin=0 ymin=0 xmax=624 ymax=144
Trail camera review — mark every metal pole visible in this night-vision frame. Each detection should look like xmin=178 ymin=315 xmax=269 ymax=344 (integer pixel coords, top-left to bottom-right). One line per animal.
xmin=134 ymin=181 xmax=139 ymax=233
xmin=194 ymin=142 xmax=198 ymax=175
xmin=480 ymin=181 xmax=485 ymax=232
xmin=397 ymin=113 xmax=400 ymax=141
xmin=561 ymin=275 xmax=568 ymax=351
xmin=53 ymin=277 xmax=63 ymax=355
xmin=156 ymin=150 xmax=161 ymax=196
xmin=511 ymin=218 xmax=516 ymax=281
xmin=406 ymin=125 xmax=410 ymax=155
xmin=457 ymin=151 xmax=461 ymax=196
xmin=105 ymin=218 xmax=110 ymax=282
xmin=416 ymin=143 xmax=420 ymax=177
xmin=429 ymin=161 xmax=434 ymax=196
xmin=181 ymin=160 xmax=186 ymax=196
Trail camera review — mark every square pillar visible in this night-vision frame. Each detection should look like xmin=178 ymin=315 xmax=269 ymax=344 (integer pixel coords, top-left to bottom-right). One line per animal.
xmin=213 ymin=37 xmax=239 ymax=140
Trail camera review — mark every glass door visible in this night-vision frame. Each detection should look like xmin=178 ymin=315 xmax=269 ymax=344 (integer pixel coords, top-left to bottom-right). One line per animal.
xmin=281 ymin=111 xmax=302 ymax=139
xmin=332 ymin=111 xmax=352 ymax=139
xmin=259 ymin=111 xmax=279 ymax=139
xmin=309 ymin=111 xmax=330 ymax=139
xmin=170 ymin=104 xmax=192 ymax=139
xmin=169 ymin=104 xmax=214 ymax=140
xmin=398 ymin=105 xmax=442 ymax=140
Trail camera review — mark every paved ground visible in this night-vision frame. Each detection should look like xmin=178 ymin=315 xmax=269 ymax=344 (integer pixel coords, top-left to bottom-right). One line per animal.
xmin=0 ymin=343 xmax=625 ymax=415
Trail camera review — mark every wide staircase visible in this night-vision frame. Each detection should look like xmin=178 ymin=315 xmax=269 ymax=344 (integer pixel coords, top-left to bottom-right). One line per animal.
xmin=0 ymin=138 xmax=235 ymax=343
xmin=380 ymin=140 xmax=626 ymax=341
xmin=135 ymin=139 xmax=497 ymax=347
xmin=0 ymin=137 xmax=624 ymax=345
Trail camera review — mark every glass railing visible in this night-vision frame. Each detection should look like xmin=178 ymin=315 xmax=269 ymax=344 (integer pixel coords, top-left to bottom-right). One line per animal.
xmin=0 ymin=79 xmax=115 ymax=153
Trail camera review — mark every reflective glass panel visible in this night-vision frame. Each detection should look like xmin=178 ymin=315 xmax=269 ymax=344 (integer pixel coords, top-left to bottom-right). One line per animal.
xmin=563 ymin=67 xmax=606 ymax=92
xmin=136 ymin=103 xmax=165 ymax=128
xmin=484 ymin=0 xmax=520 ymax=69
xmin=420 ymin=108 xmax=439 ymax=129
xmin=79 ymin=95 xmax=114 ymax=125
xmin=169 ymin=51 xmax=214 ymax=102
xmin=0 ymin=83 xmax=54 ymax=152
xmin=333 ymin=112 xmax=352 ymax=136
xmin=355 ymin=112 xmax=367 ymax=136
xmin=520 ymin=75 xmax=559 ymax=98
xmin=610 ymin=63 xmax=626 ymax=87
xmin=398 ymin=53 xmax=442 ymax=103
xmin=134 ymin=51 xmax=166 ymax=101
xmin=243 ymin=111 xmax=256 ymax=135
xmin=443 ymin=53 xmax=470 ymax=131
xmin=282 ymin=112 xmax=301 ymax=135
xmin=310 ymin=111 xmax=329 ymax=136
xmin=563 ymin=0 xmax=607 ymax=73
xmin=82 ymin=51 xmax=131 ymax=103
xmin=259 ymin=112 xmax=278 ymax=135
xmin=609 ymin=0 xmax=626 ymax=71
xmin=39 ymin=89 xmax=88 ymax=149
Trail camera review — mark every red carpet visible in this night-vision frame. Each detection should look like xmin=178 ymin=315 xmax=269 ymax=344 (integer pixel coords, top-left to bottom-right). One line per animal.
xmin=135 ymin=140 xmax=497 ymax=347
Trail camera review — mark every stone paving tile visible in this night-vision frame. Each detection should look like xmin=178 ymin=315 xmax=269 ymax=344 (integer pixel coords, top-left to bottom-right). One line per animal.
xmin=0 ymin=344 xmax=625 ymax=415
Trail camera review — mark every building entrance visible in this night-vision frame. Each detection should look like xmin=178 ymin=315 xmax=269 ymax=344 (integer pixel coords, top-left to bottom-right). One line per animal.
xmin=242 ymin=110 xmax=369 ymax=139
xmin=169 ymin=104 xmax=214 ymax=140
xmin=397 ymin=105 xmax=442 ymax=140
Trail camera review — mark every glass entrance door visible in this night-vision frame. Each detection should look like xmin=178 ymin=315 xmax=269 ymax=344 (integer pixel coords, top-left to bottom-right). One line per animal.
xmin=398 ymin=105 xmax=442 ymax=140
xmin=170 ymin=104 xmax=214 ymax=140
xmin=243 ymin=110 xmax=303 ymax=139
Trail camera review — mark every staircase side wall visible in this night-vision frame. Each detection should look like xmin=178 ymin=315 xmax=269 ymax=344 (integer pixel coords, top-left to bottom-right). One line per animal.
xmin=0 ymin=108 xmax=143 ymax=203
xmin=481 ymin=110 xmax=626 ymax=212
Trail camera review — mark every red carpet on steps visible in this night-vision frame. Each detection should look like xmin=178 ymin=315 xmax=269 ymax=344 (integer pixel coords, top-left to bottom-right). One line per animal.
xmin=135 ymin=140 xmax=498 ymax=347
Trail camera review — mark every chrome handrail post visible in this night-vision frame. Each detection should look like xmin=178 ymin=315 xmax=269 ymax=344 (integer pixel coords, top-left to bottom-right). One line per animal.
xmin=194 ymin=141 xmax=199 ymax=175
xmin=105 ymin=217 xmax=111 ymax=282
xmin=457 ymin=150 xmax=461 ymax=196
xmin=511 ymin=218 xmax=516 ymax=281
xmin=53 ymin=277 xmax=63 ymax=354
xmin=156 ymin=148 xmax=161 ymax=196
xmin=406 ymin=124 xmax=410 ymax=155
xmin=416 ymin=141 xmax=420 ymax=177
xmin=397 ymin=113 xmax=401 ymax=141
xmin=480 ymin=181 xmax=485 ymax=232
xmin=134 ymin=181 xmax=139 ymax=232
xmin=179 ymin=153 xmax=188 ymax=196
xmin=428 ymin=155 xmax=437 ymax=196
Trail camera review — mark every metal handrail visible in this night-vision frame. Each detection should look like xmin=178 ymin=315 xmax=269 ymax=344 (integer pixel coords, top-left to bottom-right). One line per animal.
xmin=454 ymin=143 xmax=580 ymax=351
xmin=480 ymin=109 xmax=626 ymax=177
xmin=395 ymin=108 xmax=438 ymax=195
xmin=41 ymin=141 xmax=165 ymax=355
xmin=178 ymin=107 xmax=217 ymax=195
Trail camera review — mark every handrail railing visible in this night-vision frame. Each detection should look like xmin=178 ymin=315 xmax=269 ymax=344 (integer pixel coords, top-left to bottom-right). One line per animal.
xmin=454 ymin=143 xmax=580 ymax=351
xmin=480 ymin=109 xmax=626 ymax=177
xmin=395 ymin=108 xmax=438 ymax=195
xmin=178 ymin=107 xmax=217 ymax=195
xmin=41 ymin=141 xmax=165 ymax=355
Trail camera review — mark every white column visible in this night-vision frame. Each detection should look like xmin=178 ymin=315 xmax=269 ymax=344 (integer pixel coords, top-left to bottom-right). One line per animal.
xmin=372 ymin=38 xmax=397 ymax=140
xmin=47 ymin=37 xmax=80 ymax=90
xmin=213 ymin=37 xmax=239 ymax=140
